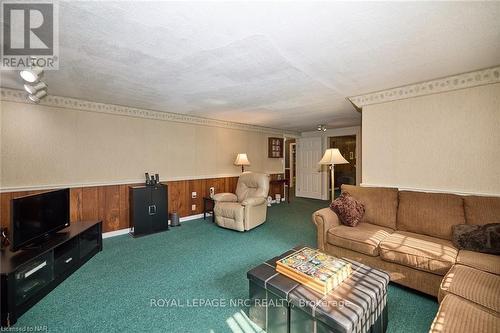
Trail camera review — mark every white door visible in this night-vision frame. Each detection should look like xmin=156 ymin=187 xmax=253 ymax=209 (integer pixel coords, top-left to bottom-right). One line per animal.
xmin=296 ymin=137 xmax=323 ymax=199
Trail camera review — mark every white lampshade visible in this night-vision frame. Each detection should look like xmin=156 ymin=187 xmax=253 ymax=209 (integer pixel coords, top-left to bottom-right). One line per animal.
xmin=24 ymin=81 xmax=47 ymax=94
xmin=234 ymin=153 xmax=250 ymax=166
xmin=318 ymin=148 xmax=349 ymax=165
xmin=20 ymin=66 xmax=44 ymax=83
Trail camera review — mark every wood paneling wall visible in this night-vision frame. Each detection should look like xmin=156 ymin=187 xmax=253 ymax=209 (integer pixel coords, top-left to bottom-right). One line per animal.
xmin=0 ymin=174 xmax=284 ymax=233
xmin=1 ymin=177 xmax=238 ymax=233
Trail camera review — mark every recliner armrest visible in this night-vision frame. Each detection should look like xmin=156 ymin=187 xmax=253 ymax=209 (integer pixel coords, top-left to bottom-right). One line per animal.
xmin=241 ymin=197 xmax=266 ymax=207
xmin=212 ymin=193 xmax=238 ymax=202
xmin=312 ymin=208 xmax=341 ymax=251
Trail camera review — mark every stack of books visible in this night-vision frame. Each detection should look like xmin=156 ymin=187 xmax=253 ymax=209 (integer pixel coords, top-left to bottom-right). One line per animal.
xmin=276 ymin=247 xmax=352 ymax=295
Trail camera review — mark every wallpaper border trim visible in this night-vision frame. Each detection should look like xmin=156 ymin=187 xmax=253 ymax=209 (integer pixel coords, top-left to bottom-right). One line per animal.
xmin=348 ymin=66 xmax=500 ymax=108
xmin=0 ymin=88 xmax=299 ymax=136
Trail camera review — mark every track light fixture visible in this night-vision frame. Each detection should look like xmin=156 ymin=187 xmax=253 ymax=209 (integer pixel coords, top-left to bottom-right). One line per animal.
xmin=317 ymin=124 xmax=327 ymax=132
xmin=20 ymin=66 xmax=44 ymax=83
xmin=24 ymin=82 xmax=47 ymax=95
xmin=20 ymin=59 xmax=48 ymax=103
xmin=28 ymin=90 xmax=48 ymax=104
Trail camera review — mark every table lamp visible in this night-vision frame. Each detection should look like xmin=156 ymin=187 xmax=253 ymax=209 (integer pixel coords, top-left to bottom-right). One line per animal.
xmin=234 ymin=153 xmax=250 ymax=172
xmin=319 ymin=148 xmax=349 ymax=201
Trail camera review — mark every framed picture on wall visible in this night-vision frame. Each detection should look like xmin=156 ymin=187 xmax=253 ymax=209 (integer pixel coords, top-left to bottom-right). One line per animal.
xmin=268 ymin=137 xmax=284 ymax=158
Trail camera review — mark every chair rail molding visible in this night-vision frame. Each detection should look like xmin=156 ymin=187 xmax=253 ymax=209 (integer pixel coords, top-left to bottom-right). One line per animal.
xmin=360 ymin=183 xmax=500 ymax=198
xmin=348 ymin=65 xmax=500 ymax=108
xmin=0 ymin=88 xmax=299 ymax=136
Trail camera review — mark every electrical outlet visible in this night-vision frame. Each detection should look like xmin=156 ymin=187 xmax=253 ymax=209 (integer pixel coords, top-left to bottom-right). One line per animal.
xmin=191 ymin=192 xmax=197 ymax=198
xmin=191 ymin=204 xmax=196 ymax=211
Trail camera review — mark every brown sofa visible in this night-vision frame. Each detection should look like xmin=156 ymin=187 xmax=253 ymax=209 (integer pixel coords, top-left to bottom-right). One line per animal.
xmin=312 ymin=185 xmax=500 ymax=332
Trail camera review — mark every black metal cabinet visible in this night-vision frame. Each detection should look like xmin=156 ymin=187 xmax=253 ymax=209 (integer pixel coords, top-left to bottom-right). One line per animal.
xmin=129 ymin=184 xmax=168 ymax=237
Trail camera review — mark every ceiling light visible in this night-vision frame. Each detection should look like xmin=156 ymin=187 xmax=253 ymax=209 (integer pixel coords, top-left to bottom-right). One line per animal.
xmin=20 ymin=66 xmax=44 ymax=83
xmin=28 ymin=90 xmax=47 ymax=103
xmin=317 ymin=124 xmax=327 ymax=132
xmin=24 ymin=81 xmax=47 ymax=94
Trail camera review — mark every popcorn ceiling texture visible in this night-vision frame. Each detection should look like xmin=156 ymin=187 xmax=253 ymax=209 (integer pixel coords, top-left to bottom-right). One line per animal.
xmin=0 ymin=88 xmax=298 ymax=136
xmin=1 ymin=2 xmax=499 ymax=131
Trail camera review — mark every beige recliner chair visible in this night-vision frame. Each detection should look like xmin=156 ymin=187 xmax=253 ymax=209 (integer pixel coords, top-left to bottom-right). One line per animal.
xmin=213 ymin=172 xmax=270 ymax=231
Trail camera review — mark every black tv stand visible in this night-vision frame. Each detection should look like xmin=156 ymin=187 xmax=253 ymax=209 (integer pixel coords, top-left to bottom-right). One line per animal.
xmin=19 ymin=243 xmax=44 ymax=251
xmin=1 ymin=220 xmax=102 ymax=327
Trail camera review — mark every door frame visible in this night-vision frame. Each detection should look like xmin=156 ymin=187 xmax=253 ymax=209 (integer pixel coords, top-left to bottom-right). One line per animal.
xmin=328 ymin=134 xmax=357 ymax=192
xmin=289 ymin=142 xmax=296 ymax=188
xmin=300 ymin=126 xmax=361 ymax=200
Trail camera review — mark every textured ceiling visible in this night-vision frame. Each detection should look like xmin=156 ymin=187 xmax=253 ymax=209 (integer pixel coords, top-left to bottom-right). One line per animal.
xmin=1 ymin=2 xmax=499 ymax=131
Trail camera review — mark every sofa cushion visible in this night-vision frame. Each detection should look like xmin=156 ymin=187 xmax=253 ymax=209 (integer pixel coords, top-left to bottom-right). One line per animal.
xmin=430 ymin=294 xmax=499 ymax=333
xmin=330 ymin=192 xmax=365 ymax=227
xmin=341 ymin=185 xmax=398 ymax=229
xmin=439 ymin=264 xmax=500 ymax=314
xmin=464 ymin=195 xmax=500 ymax=225
xmin=379 ymin=231 xmax=458 ymax=275
xmin=327 ymin=223 xmax=393 ymax=257
xmin=456 ymin=250 xmax=500 ymax=275
xmin=397 ymin=191 xmax=465 ymax=240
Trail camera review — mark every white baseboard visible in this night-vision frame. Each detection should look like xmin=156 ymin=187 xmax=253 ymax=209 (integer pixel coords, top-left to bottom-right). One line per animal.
xmin=102 ymin=229 xmax=130 ymax=239
xmin=179 ymin=213 xmax=204 ymax=222
xmin=102 ymin=213 xmax=207 ymax=239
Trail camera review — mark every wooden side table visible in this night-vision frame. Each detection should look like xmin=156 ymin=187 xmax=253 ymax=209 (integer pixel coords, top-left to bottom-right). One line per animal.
xmin=270 ymin=179 xmax=290 ymax=203
xmin=203 ymin=197 xmax=215 ymax=223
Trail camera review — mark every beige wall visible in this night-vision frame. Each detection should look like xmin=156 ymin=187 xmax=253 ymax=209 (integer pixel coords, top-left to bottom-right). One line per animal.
xmin=0 ymin=101 xmax=284 ymax=189
xmin=362 ymin=83 xmax=500 ymax=196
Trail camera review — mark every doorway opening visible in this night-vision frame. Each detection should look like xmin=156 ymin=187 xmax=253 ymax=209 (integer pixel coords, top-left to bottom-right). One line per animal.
xmin=329 ymin=135 xmax=357 ymax=198
xmin=284 ymin=138 xmax=296 ymax=198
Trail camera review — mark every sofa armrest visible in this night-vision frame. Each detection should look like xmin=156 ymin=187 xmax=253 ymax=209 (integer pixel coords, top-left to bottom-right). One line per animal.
xmin=312 ymin=208 xmax=341 ymax=251
xmin=212 ymin=193 xmax=238 ymax=202
xmin=241 ymin=197 xmax=266 ymax=207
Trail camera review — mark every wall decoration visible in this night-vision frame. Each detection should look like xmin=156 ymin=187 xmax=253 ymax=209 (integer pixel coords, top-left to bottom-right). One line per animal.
xmin=268 ymin=137 xmax=284 ymax=158
xmin=348 ymin=66 xmax=500 ymax=109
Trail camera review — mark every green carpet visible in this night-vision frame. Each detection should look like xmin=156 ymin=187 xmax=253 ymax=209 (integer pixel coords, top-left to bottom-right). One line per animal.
xmin=14 ymin=197 xmax=438 ymax=332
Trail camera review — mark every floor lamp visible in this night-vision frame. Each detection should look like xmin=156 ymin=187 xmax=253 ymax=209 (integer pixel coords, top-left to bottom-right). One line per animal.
xmin=319 ymin=148 xmax=349 ymax=201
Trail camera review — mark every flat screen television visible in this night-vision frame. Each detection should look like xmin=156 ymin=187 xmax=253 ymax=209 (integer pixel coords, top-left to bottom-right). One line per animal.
xmin=11 ymin=188 xmax=70 ymax=251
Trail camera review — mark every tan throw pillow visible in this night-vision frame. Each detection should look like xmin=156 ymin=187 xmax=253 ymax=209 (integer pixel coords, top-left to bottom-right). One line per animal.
xmin=330 ymin=192 xmax=365 ymax=227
